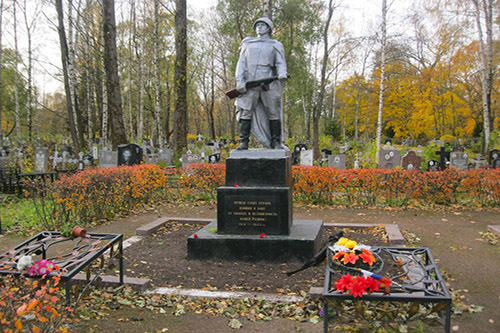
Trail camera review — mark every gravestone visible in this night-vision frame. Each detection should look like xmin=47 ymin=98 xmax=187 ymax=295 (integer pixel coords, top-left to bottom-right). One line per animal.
xmin=300 ymin=149 xmax=314 ymax=166
xmin=321 ymin=149 xmax=332 ymax=165
xmin=92 ymin=146 xmax=99 ymax=160
xmin=99 ymin=149 xmax=118 ymax=168
xmin=181 ymin=153 xmax=200 ymax=167
xmin=82 ymin=155 xmax=94 ymax=169
xmin=34 ymin=147 xmax=49 ymax=172
xmin=0 ymin=156 xmax=9 ymax=170
xmin=50 ymin=151 xmax=63 ymax=170
xmin=292 ymin=144 xmax=307 ymax=165
xmin=489 ymin=149 xmax=500 ymax=165
xmin=208 ymin=153 xmax=221 ymax=163
xmin=157 ymin=148 xmax=173 ymax=165
xmin=118 ymin=144 xmax=143 ymax=166
xmin=435 ymin=146 xmax=451 ymax=170
xmin=158 ymin=148 xmax=173 ymax=164
xmin=450 ymin=152 xmax=468 ymax=171
xmin=492 ymin=159 xmax=500 ymax=169
xmin=427 ymin=160 xmax=439 ymax=171
xmin=471 ymin=154 xmax=488 ymax=169
xmin=379 ymin=149 xmax=401 ymax=169
xmin=328 ymin=154 xmax=346 ymax=169
xmin=401 ymin=151 xmax=422 ymax=171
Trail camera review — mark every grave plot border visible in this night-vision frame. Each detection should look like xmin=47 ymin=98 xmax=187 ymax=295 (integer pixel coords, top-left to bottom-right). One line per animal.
xmin=322 ymin=246 xmax=452 ymax=332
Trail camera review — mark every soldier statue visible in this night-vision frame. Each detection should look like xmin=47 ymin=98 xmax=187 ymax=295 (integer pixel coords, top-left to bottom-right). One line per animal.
xmin=234 ymin=17 xmax=288 ymax=150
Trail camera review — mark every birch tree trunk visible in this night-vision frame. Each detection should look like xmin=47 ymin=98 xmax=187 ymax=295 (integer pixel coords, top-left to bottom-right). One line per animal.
xmin=102 ymin=0 xmax=128 ymax=148
xmin=56 ymin=0 xmax=80 ymax=151
xmin=375 ymin=0 xmax=387 ymax=166
xmin=173 ymin=0 xmax=188 ymax=156
xmin=21 ymin=0 xmax=34 ymax=142
xmin=472 ymin=0 xmax=493 ymax=154
xmin=312 ymin=0 xmax=335 ymax=160
xmin=13 ymin=1 xmax=21 ymax=140
xmin=153 ymin=0 xmax=164 ymax=147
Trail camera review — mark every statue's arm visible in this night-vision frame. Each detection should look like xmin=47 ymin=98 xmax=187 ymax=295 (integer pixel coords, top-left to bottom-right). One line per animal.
xmin=274 ymin=41 xmax=288 ymax=79
xmin=235 ymin=43 xmax=248 ymax=92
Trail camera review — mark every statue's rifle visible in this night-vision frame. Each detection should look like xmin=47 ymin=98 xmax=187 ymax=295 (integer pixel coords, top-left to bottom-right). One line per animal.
xmin=225 ymin=75 xmax=289 ymax=99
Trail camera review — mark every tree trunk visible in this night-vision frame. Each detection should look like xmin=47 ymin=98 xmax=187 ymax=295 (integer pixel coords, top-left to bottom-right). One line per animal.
xmin=153 ymin=0 xmax=164 ymax=147
xmin=173 ymin=0 xmax=188 ymax=157
xmin=472 ymin=0 xmax=492 ymax=154
xmin=55 ymin=0 xmax=80 ymax=151
xmin=0 ymin=0 xmax=3 ymax=138
xmin=312 ymin=0 xmax=335 ymax=160
xmin=375 ymin=0 xmax=387 ymax=166
xmin=102 ymin=0 xmax=127 ymax=148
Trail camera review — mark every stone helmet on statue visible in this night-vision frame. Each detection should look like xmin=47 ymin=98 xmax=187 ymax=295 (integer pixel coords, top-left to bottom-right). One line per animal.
xmin=253 ymin=17 xmax=273 ymax=34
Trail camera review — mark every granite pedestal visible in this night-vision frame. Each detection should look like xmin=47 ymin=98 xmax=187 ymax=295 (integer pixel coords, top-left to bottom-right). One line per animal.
xmin=187 ymin=149 xmax=323 ymax=262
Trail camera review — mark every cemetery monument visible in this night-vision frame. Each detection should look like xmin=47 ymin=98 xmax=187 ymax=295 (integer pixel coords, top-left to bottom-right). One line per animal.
xmin=188 ymin=18 xmax=322 ymax=261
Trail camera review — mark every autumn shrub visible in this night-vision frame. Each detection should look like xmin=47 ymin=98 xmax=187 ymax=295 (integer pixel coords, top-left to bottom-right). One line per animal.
xmin=0 ymin=272 xmax=74 ymax=332
xmin=177 ymin=163 xmax=225 ymax=200
xmin=28 ymin=164 xmax=169 ymax=231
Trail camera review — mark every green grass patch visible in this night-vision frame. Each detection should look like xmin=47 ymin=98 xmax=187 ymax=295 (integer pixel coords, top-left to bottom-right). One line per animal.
xmin=0 ymin=196 xmax=40 ymax=236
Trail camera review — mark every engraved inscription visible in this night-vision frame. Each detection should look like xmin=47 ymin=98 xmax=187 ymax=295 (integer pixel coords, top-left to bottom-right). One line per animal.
xmin=225 ymin=196 xmax=279 ymax=229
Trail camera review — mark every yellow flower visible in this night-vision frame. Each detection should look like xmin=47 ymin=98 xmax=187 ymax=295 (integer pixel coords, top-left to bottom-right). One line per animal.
xmin=344 ymin=240 xmax=357 ymax=249
xmin=337 ymin=238 xmax=349 ymax=246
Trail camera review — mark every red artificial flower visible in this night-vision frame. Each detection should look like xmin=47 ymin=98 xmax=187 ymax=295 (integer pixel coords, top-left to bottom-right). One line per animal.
xmin=334 ymin=274 xmax=354 ymax=293
xmin=363 ymin=276 xmax=381 ymax=293
xmin=359 ymin=249 xmax=376 ymax=266
xmin=341 ymin=252 xmax=358 ymax=265
xmin=233 ymin=183 xmax=239 ymax=187
xmin=349 ymin=278 xmax=367 ymax=298
xmin=193 ymin=234 xmax=198 ymax=239
xmin=260 ymin=233 xmax=266 ymax=238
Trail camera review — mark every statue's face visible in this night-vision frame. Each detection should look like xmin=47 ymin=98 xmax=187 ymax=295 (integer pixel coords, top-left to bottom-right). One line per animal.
xmin=255 ymin=22 xmax=270 ymax=36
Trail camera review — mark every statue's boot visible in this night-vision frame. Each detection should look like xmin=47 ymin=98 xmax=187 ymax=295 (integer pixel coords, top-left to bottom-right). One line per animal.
xmin=236 ymin=119 xmax=251 ymax=150
xmin=270 ymin=120 xmax=283 ymax=149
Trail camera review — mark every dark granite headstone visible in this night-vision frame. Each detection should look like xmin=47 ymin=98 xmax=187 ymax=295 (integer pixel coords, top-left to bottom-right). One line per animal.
xmin=379 ymin=149 xmax=401 ymax=169
xmin=208 ymin=153 xmax=221 ymax=163
xmin=82 ymin=155 xmax=94 ymax=168
xmin=489 ymin=149 xmax=500 ymax=165
xmin=427 ymin=160 xmax=439 ymax=171
xmin=450 ymin=152 xmax=468 ymax=171
xmin=492 ymin=159 xmax=500 ymax=169
xmin=118 ymin=144 xmax=143 ymax=166
xmin=292 ymin=144 xmax=308 ymax=165
xmin=401 ymin=151 xmax=422 ymax=171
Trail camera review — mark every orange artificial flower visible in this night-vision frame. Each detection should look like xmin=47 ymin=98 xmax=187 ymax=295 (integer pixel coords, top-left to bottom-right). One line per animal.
xmin=341 ymin=252 xmax=358 ymax=265
xmin=359 ymin=249 xmax=376 ymax=266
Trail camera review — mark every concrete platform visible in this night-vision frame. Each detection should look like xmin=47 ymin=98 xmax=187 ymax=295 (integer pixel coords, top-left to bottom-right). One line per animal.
xmin=187 ymin=220 xmax=323 ymax=262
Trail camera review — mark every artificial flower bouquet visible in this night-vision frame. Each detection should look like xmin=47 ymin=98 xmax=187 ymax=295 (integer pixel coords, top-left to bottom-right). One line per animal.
xmin=328 ymin=237 xmax=392 ymax=296
xmin=327 ymin=237 xmax=383 ymax=274
xmin=17 ymin=256 xmax=58 ymax=277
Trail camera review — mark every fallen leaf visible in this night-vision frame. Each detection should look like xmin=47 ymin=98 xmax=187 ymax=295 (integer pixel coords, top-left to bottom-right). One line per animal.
xmin=228 ymin=318 xmax=242 ymax=329
xmin=452 ymin=325 xmax=459 ymax=331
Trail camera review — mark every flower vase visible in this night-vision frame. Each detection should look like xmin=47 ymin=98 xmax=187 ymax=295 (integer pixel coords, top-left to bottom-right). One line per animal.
xmin=72 ymin=226 xmax=87 ymax=238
